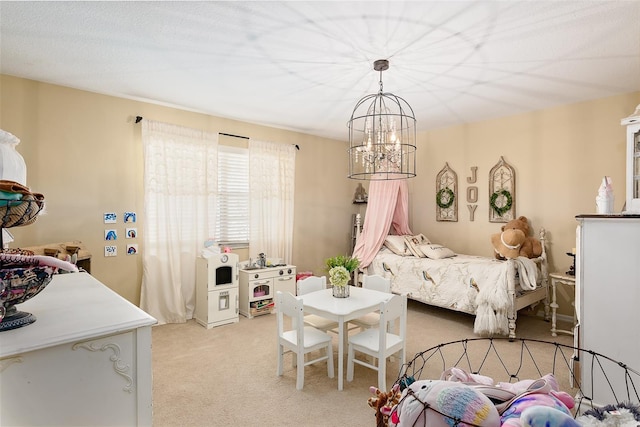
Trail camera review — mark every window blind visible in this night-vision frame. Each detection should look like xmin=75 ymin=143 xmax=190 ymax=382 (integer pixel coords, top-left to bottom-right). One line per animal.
xmin=216 ymin=145 xmax=249 ymax=245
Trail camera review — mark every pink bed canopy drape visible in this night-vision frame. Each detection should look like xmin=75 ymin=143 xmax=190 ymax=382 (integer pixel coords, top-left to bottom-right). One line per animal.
xmin=352 ymin=179 xmax=412 ymax=268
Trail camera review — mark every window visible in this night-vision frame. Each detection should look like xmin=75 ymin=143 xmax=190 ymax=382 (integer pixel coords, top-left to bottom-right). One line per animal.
xmin=216 ymin=145 xmax=249 ymax=245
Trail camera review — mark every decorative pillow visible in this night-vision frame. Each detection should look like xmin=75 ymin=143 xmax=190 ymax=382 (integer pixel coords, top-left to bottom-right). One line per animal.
xmin=419 ymin=244 xmax=455 ymax=259
xmin=384 ymin=235 xmax=410 ymax=256
xmin=404 ymin=234 xmax=431 ymax=257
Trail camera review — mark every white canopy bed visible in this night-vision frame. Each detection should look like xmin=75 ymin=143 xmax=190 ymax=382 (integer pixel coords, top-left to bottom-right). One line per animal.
xmin=352 ymin=179 xmax=549 ymax=339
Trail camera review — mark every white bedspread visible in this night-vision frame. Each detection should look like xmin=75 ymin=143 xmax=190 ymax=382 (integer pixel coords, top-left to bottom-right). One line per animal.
xmin=369 ymin=248 xmax=530 ymax=335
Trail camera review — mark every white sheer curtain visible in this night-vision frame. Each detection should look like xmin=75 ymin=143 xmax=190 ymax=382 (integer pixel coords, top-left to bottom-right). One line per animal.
xmin=248 ymin=140 xmax=296 ymax=263
xmin=140 ymin=120 xmax=218 ymax=324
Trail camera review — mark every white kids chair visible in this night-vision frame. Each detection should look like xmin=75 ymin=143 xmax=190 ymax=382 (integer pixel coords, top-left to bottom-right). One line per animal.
xmin=296 ymin=276 xmax=339 ymax=334
xmin=349 ymin=274 xmax=391 ymax=331
xmin=346 ymin=293 xmax=407 ymax=392
xmin=276 ymin=291 xmax=334 ymax=390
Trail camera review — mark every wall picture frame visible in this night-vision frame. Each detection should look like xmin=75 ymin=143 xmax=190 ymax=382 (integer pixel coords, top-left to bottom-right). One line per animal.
xmin=104 ymin=245 xmax=117 ymax=257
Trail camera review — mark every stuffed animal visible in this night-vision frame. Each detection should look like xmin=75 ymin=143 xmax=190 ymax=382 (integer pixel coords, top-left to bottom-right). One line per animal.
xmin=520 ymin=406 xmax=581 ymax=427
xmin=389 ymin=379 xmax=501 ymax=427
xmin=521 ymin=402 xmax=640 ymax=427
xmin=368 ymin=385 xmax=402 ymax=427
xmin=491 ymin=216 xmax=542 ymax=260
xmin=577 ymin=402 xmax=640 ymax=427
xmin=435 ymin=369 xmax=574 ymax=427
xmin=500 ymin=383 xmax=574 ymax=427
xmin=441 ymin=367 xmax=494 ymax=386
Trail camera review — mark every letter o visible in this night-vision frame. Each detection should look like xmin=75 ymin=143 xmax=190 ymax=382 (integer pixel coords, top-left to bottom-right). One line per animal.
xmin=467 ymin=186 xmax=478 ymax=203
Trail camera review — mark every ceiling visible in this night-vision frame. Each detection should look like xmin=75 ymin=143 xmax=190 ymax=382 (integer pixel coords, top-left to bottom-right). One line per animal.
xmin=1 ymin=1 xmax=639 ymax=141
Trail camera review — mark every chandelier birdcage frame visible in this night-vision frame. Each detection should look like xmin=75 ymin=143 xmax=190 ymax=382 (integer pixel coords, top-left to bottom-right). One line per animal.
xmin=348 ymin=59 xmax=417 ymax=180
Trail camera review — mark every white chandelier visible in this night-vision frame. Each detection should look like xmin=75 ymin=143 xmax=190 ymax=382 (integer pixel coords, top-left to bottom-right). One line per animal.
xmin=348 ymin=59 xmax=417 ymax=180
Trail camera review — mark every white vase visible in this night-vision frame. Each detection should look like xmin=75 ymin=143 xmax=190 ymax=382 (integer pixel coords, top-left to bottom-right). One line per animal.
xmin=0 ymin=129 xmax=27 ymax=185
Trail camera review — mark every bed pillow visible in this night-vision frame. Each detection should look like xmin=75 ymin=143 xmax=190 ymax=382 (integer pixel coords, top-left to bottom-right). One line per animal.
xmin=419 ymin=243 xmax=456 ymax=259
xmin=384 ymin=235 xmax=411 ymax=256
xmin=404 ymin=234 xmax=431 ymax=257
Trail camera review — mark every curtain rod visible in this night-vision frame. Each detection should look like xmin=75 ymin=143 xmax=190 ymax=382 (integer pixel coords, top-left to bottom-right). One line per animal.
xmin=135 ymin=116 xmax=299 ymax=150
xmin=218 ymin=132 xmax=248 ymax=140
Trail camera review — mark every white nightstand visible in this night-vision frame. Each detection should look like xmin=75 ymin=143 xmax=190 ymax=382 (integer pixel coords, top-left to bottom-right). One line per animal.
xmin=549 ymin=272 xmax=576 ymax=337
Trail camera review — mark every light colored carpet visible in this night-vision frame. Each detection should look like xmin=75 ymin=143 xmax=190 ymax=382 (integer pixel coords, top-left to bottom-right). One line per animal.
xmin=151 ymin=300 xmax=574 ymax=427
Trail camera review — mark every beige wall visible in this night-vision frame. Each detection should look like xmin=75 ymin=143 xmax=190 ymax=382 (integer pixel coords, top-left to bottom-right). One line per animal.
xmin=410 ymin=93 xmax=639 ymax=316
xmin=412 ymin=95 xmax=635 ymax=255
xmin=2 ymin=74 xmax=638 ymax=317
xmin=1 ymin=75 xmax=358 ymax=305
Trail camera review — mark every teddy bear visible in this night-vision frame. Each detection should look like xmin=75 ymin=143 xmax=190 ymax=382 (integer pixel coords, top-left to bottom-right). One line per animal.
xmin=491 ymin=216 xmax=542 ymax=260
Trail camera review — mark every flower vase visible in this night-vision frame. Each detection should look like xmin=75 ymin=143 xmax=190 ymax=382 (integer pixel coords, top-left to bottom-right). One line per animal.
xmin=332 ymin=283 xmax=350 ymax=298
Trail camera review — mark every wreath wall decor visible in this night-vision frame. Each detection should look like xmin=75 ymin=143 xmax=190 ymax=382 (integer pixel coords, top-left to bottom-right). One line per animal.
xmin=490 ymin=189 xmax=512 ymax=216
xmin=488 ymin=156 xmax=516 ymax=222
xmin=436 ymin=188 xmax=455 ymax=209
xmin=436 ymin=163 xmax=458 ymax=222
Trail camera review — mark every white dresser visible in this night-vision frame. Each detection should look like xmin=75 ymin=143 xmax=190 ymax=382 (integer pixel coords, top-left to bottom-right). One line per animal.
xmin=575 ymin=215 xmax=640 ymax=406
xmin=0 ymin=272 xmax=157 ymax=426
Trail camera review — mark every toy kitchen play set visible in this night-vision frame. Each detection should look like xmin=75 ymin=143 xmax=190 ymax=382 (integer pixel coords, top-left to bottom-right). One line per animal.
xmin=238 ymin=254 xmax=296 ymax=319
xmin=195 ymin=251 xmax=240 ymax=328
xmin=195 ymin=251 xmax=296 ymax=327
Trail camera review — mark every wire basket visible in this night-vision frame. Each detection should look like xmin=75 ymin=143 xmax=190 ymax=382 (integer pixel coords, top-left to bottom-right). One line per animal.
xmin=0 ymin=262 xmax=57 ymax=331
xmin=0 ymin=196 xmax=45 ymax=228
xmin=386 ymin=338 xmax=640 ymax=427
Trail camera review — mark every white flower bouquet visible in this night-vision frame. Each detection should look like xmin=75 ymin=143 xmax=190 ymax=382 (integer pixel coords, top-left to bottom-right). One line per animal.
xmin=328 ymin=265 xmax=350 ymax=287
